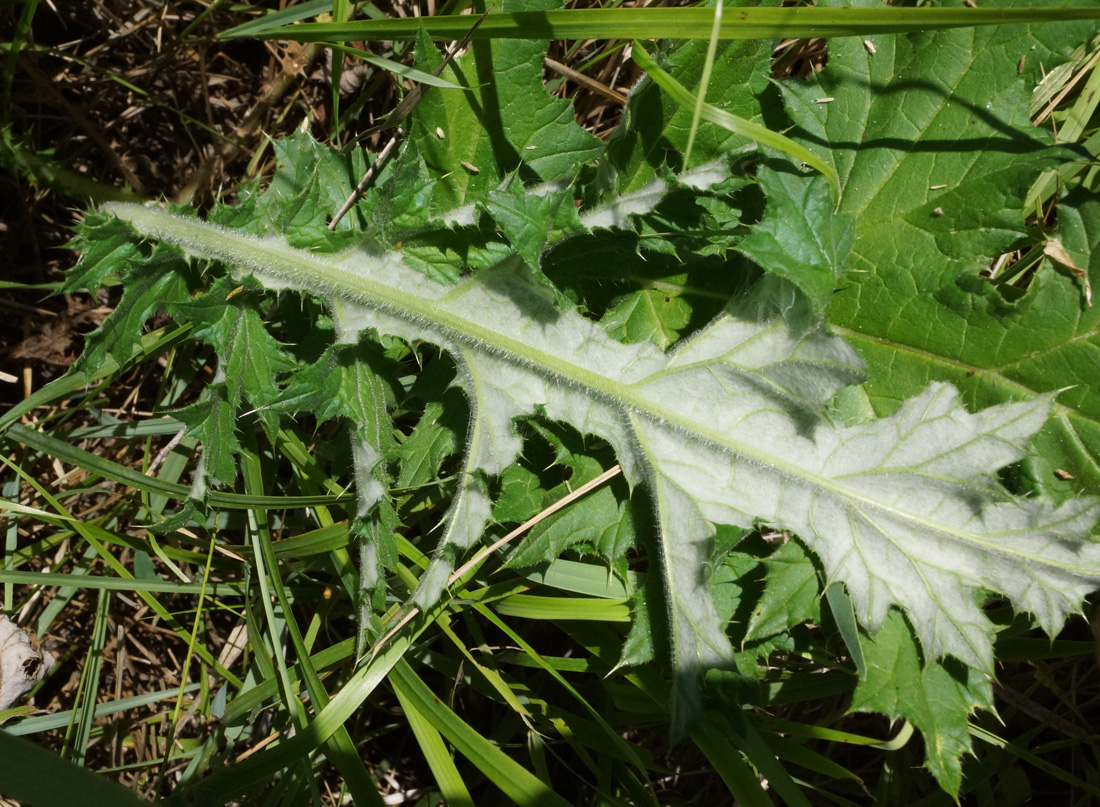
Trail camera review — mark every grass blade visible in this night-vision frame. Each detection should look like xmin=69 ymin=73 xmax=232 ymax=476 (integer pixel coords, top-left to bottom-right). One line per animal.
xmin=632 ymin=42 xmax=839 ymax=198
xmin=388 ymin=660 xmax=574 ymax=807
xmin=0 ymin=730 xmax=152 ymax=806
xmin=5 ymin=422 xmax=352 ymax=510
xmin=391 ymin=674 xmax=476 ymax=807
xmin=229 ymin=7 xmax=1100 ymax=43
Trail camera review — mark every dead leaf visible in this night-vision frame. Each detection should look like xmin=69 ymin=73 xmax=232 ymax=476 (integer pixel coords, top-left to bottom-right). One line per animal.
xmin=11 ymin=297 xmax=109 ymax=367
xmin=0 ymin=615 xmax=55 ymax=711
xmin=1045 ymin=238 xmax=1092 ymax=307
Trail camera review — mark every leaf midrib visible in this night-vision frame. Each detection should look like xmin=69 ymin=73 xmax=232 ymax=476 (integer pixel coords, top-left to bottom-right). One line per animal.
xmin=110 ymin=205 xmax=1082 ymax=571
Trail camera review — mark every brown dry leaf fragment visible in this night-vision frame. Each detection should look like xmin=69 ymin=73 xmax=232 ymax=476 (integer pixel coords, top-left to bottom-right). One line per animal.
xmin=11 ymin=297 xmax=109 ymax=367
xmin=12 ymin=318 xmax=79 ymax=366
xmin=1044 ymin=238 xmax=1092 ymax=306
xmin=0 ymin=615 xmax=55 ymax=711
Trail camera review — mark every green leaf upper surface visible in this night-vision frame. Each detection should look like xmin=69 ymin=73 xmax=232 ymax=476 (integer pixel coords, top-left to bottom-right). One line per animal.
xmin=62 ymin=212 xmax=197 ymax=375
xmin=62 ymin=212 xmax=155 ymax=295
xmin=257 ymin=132 xmax=373 ymax=241
xmin=607 ymin=36 xmax=769 ymax=192
xmin=852 ymin=610 xmax=995 ymax=794
xmin=781 ymin=5 xmax=1100 ymax=496
xmin=744 ymin=539 xmax=821 ymax=644
xmin=502 ymin=421 xmax=635 ymax=571
xmin=271 ymin=337 xmax=399 ymax=529
xmin=410 ymin=0 xmax=601 ymax=212
xmin=736 ymin=163 xmax=854 ymax=315
xmin=602 ymin=285 xmax=694 ymax=350
xmin=170 ymin=277 xmax=295 ymax=485
xmin=271 ymin=342 xmax=398 ymax=436
xmin=482 ymin=179 xmax=582 ymax=277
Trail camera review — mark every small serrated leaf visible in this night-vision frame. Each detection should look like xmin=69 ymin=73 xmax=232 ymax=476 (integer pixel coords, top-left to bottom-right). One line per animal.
xmin=63 ymin=211 xmax=152 ymax=295
xmin=744 ymin=539 xmax=821 ymax=643
xmin=483 ymin=178 xmax=582 ymax=277
xmin=507 ymin=484 xmax=634 ymax=569
xmin=395 ymin=398 xmax=462 ymax=491
xmin=272 ymin=341 xmax=398 ymax=435
xmin=71 ymin=249 xmax=195 ymax=376
xmin=737 ymin=163 xmax=853 ymax=314
xmin=410 ymin=7 xmax=601 ymax=211
xmin=492 ymin=464 xmax=545 ymax=523
xmin=852 ymin=610 xmax=994 ymax=796
xmin=608 ymin=38 xmax=769 ymax=192
xmin=167 ymin=278 xmax=295 ymax=484
xmin=602 ymin=288 xmax=693 ymax=349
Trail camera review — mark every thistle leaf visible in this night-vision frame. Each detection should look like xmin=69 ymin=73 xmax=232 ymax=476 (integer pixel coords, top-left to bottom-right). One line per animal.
xmin=103 ymin=201 xmax=1100 ymax=733
xmin=852 ymin=610 xmax=995 ymax=794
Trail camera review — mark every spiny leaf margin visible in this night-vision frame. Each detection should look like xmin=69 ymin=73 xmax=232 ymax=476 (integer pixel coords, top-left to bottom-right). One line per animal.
xmin=101 ymin=198 xmax=1100 ymax=734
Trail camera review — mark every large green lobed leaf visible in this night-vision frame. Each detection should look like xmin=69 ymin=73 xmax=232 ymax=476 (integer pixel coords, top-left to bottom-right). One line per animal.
xmin=779 ymin=1 xmax=1100 ymax=498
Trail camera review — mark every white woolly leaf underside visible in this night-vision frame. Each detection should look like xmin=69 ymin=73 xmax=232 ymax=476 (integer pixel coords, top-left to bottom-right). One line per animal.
xmin=107 ymin=200 xmax=1100 ymax=706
